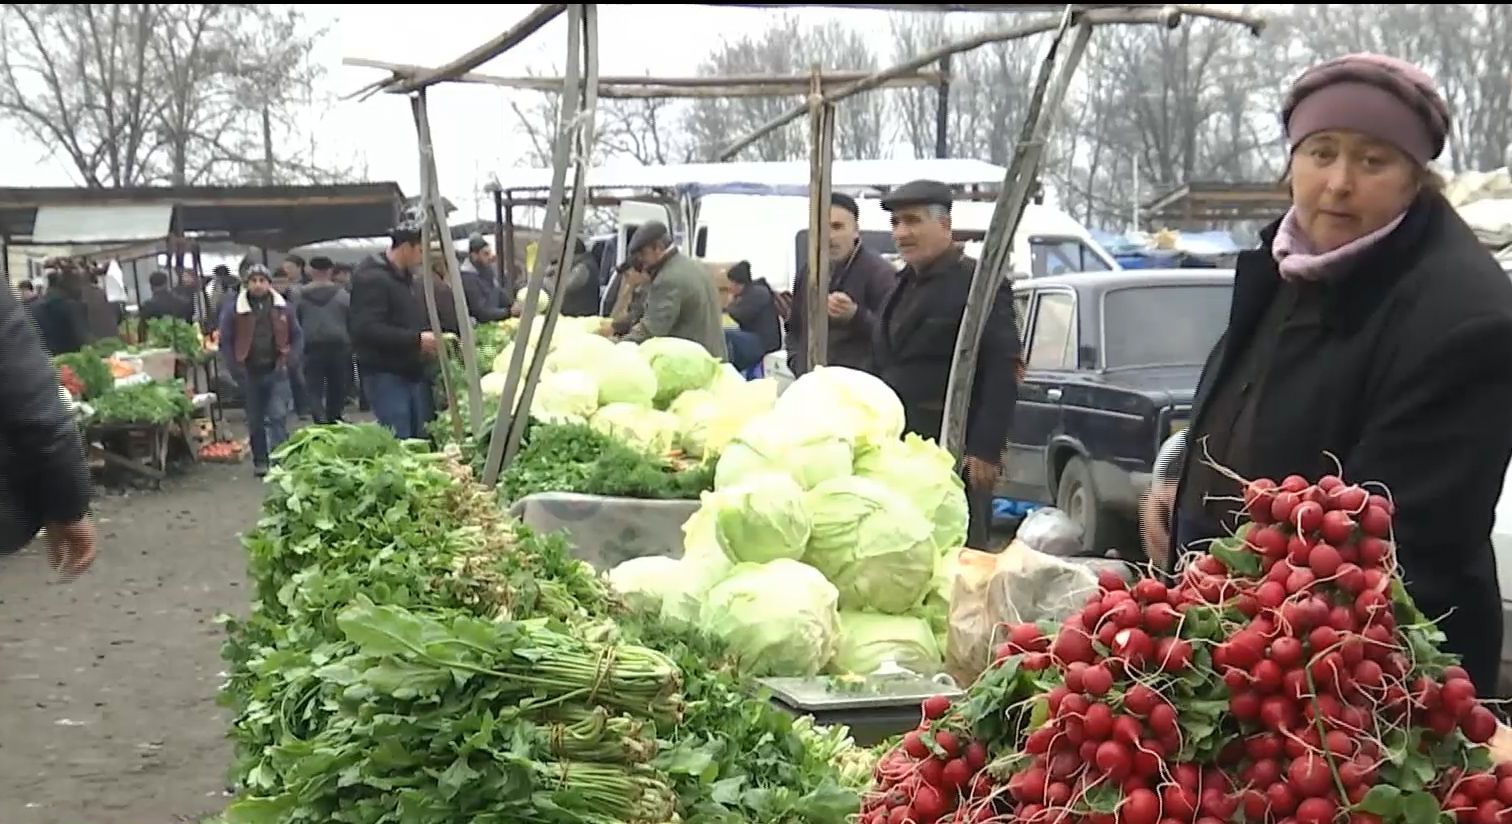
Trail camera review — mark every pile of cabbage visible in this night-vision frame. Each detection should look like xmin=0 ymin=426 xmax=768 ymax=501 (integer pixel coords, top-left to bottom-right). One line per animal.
xmin=606 ymin=366 xmax=968 ymax=681
xmin=480 ymin=316 xmax=777 ymax=461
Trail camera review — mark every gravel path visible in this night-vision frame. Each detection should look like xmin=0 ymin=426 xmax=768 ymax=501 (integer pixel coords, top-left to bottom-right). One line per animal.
xmin=0 ymin=459 xmax=259 ymax=824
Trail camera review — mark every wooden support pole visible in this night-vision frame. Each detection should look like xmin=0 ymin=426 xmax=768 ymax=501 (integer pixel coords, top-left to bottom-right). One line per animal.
xmin=481 ymin=3 xmax=587 ymax=489
xmin=503 ymin=196 xmax=519 ymax=294
xmin=412 ymin=95 xmax=466 ymax=446
xmin=500 ymin=3 xmax=599 ymax=475
xmin=385 ymin=4 xmax=568 ymax=94
xmin=413 ymin=90 xmax=487 ymax=437
xmin=804 ymin=68 xmax=836 ymax=374
xmin=491 ymin=185 xmax=507 ymax=290
xmin=940 ymin=12 xmax=1095 ymax=461
xmin=346 ymin=57 xmax=944 ymax=97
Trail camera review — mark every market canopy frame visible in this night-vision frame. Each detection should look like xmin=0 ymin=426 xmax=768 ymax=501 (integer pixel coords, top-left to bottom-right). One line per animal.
xmin=344 ymin=2 xmax=1267 ymax=481
xmin=1143 ymin=180 xmax=1293 ymax=226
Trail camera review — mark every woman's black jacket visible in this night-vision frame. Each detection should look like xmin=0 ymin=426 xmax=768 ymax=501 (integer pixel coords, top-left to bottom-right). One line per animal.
xmin=1172 ymin=192 xmax=1512 ymax=696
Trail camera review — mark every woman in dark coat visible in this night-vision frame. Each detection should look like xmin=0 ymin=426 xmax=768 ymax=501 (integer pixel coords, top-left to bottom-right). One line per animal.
xmin=1142 ymin=53 xmax=1512 ymax=696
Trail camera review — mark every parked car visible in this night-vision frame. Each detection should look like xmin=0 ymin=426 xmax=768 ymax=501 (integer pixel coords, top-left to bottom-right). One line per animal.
xmin=998 ymin=268 xmax=1234 ymax=556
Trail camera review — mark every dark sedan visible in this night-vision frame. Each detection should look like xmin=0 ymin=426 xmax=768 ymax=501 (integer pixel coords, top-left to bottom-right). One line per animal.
xmin=999 ymin=268 xmax=1234 ymax=556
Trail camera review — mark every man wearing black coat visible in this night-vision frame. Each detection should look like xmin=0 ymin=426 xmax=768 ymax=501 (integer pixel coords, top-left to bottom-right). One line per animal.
xmin=872 ymin=180 xmax=1021 ymax=550
xmin=349 ymin=226 xmax=437 ymax=440
xmin=460 ymin=235 xmax=512 ymax=323
xmin=786 ymin=192 xmax=897 ymax=376
xmin=0 ymin=273 xmax=96 ymax=573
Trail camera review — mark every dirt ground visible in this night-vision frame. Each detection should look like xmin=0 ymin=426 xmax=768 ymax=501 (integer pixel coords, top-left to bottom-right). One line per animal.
xmin=0 ymin=457 xmax=259 ymax=824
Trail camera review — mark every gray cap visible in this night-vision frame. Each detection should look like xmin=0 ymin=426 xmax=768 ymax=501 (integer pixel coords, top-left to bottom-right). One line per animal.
xmin=626 ymin=221 xmax=670 ymax=255
xmin=468 ymin=233 xmax=490 ymax=253
xmin=880 ymin=179 xmax=954 ymax=212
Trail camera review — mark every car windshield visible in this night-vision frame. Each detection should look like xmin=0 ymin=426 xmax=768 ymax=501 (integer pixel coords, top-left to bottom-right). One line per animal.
xmin=1102 ymin=284 xmax=1232 ymax=369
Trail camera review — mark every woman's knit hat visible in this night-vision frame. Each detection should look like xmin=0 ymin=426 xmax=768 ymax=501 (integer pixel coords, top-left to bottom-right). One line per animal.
xmin=1282 ymin=53 xmax=1451 ymax=165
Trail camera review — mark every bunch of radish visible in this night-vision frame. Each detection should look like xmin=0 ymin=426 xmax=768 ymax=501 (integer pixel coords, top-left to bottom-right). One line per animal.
xmin=861 ymin=692 xmax=1005 ymax=824
xmin=860 ymin=472 xmax=1509 ymax=824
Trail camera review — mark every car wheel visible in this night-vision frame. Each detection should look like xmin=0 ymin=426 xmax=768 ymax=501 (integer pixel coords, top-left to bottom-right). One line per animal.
xmin=1056 ymin=456 xmax=1120 ymax=557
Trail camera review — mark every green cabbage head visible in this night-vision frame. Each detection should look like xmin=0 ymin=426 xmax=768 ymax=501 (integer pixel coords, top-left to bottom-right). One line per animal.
xmin=830 ymin=611 xmax=943 ymax=676
xmin=712 ymin=472 xmax=811 ymax=564
xmin=590 ymin=402 xmax=680 ymax=456
xmin=668 ymin=389 xmax=719 ymax=458
xmin=803 ymin=475 xmax=936 ymax=613
xmin=773 ymin=365 xmax=905 ymax=450
xmin=639 ymin=337 xmax=721 ymax=407
xmin=595 ymin=342 xmax=659 ymax=407
xmin=715 ymin=412 xmax=853 ymax=491
xmin=854 ymin=433 xmax=969 ymax=552
xmin=700 ymin=559 xmax=841 ymax=677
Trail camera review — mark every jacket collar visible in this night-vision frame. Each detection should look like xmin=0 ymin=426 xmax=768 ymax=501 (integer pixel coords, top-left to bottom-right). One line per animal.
xmin=904 ymin=243 xmax=965 ymax=280
xmin=235 ymin=287 xmax=285 ymax=315
xmin=1237 ymin=191 xmax=1441 ymax=335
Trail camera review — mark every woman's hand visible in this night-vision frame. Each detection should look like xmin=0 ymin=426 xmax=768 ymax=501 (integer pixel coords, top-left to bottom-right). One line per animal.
xmin=1140 ymin=482 xmax=1177 ymax=570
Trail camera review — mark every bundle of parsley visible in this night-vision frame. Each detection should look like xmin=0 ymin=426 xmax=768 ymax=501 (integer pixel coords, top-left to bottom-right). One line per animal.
xmin=500 ymin=422 xmax=714 ymax=503
xmin=220 ymin=423 xmax=683 ymax=824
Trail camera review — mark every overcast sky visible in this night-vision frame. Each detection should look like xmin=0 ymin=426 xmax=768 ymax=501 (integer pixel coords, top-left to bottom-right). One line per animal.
xmin=0 ymin=4 xmax=918 ymax=223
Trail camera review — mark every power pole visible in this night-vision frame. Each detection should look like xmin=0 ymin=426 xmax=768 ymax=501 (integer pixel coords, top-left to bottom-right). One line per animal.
xmin=935 ymin=54 xmax=951 ymax=159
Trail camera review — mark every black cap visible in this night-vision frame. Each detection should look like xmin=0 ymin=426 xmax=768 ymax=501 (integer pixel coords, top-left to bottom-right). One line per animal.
xmin=309 ymin=256 xmax=334 ymax=271
xmin=830 ymin=192 xmax=859 ymax=219
xmin=627 ymin=221 xmax=669 ymax=255
xmin=390 ymin=224 xmax=423 ymax=246
xmin=468 ymin=233 xmax=490 ymax=253
xmin=880 ymin=179 xmax=954 ymax=212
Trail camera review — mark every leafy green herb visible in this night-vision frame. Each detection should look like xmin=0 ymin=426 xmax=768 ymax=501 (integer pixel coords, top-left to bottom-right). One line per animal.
xmin=145 ymin=316 xmax=207 ymax=362
xmin=89 ymin=379 xmax=193 ymax=424
xmin=501 ymin=422 xmax=713 ymax=503
xmin=52 ymin=352 xmax=113 ymax=399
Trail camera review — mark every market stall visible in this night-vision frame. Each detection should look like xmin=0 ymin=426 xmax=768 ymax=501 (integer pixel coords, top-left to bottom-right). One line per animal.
xmin=55 ymin=335 xmax=226 ymax=485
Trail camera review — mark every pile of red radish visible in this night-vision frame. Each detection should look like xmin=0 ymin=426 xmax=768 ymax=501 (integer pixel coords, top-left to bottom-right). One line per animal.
xmin=861 ymin=473 xmax=1509 ymax=824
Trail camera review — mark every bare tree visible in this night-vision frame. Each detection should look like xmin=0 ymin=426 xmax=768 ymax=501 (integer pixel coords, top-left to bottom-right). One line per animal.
xmin=889 ymin=12 xmax=1036 ymax=163
xmin=684 ymin=16 xmax=885 ymax=162
xmin=0 ymin=3 xmax=344 ymax=188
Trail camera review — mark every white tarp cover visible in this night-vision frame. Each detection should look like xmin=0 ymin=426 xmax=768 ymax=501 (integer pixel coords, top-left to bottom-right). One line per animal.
xmin=30 ymin=203 xmax=173 ymax=245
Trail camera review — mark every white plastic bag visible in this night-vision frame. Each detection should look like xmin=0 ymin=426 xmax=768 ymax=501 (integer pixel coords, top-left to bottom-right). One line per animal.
xmin=1014 ymin=507 xmax=1084 ymax=557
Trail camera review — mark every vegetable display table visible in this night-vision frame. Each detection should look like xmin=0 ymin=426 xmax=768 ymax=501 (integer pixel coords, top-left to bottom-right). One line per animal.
xmin=759 ymin=672 xmax=964 ymax=747
xmin=508 ymin=492 xmax=700 ymax=571
xmin=83 ymin=415 xmax=198 ymax=487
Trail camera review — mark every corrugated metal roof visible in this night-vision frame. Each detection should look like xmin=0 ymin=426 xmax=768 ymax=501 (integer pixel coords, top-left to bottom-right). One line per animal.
xmin=30 ymin=203 xmax=173 ymax=244
xmin=497 ymin=158 xmax=1008 ymax=194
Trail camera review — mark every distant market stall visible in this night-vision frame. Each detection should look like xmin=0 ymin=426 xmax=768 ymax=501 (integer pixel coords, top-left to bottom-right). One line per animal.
xmin=55 ymin=332 xmax=220 ymax=486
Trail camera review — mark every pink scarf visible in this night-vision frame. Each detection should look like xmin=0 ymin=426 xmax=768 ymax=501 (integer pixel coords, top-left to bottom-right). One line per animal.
xmin=1271 ymin=206 xmax=1407 ymax=282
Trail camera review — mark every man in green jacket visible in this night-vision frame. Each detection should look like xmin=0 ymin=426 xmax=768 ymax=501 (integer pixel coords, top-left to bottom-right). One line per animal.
xmin=618 ymin=221 xmax=728 ymax=361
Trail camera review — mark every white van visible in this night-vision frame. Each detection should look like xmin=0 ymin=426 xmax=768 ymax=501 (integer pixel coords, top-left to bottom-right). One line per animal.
xmin=668 ymin=192 xmax=1117 ymax=294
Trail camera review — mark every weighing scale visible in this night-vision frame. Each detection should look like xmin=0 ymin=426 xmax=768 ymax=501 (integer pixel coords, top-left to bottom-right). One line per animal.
xmin=757 ymin=663 xmax=965 ymax=747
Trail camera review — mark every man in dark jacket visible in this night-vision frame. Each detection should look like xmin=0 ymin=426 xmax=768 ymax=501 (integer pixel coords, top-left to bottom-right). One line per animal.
xmin=0 ymin=276 xmax=96 ymax=571
xmin=296 ymin=257 xmax=351 ymax=424
xmin=786 ymin=192 xmax=898 ymax=376
xmin=724 ymin=261 xmax=781 ymax=372
xmin=350 ymin=226 xmax=436 ymax=440
xmin=33 ymin=269 xmax=91 ymax=356
xmin=873 ymin=180 xmax=1021 ymax=550
xmin=137 ymin=270 xmax=194 ymax=341
xmin=556 ymin=239 xmax=603 ymax=318
xmin=218 ymin=265 xmax=302 ymax=476
xmin=460 ymin=235 xmax=512 ymax=323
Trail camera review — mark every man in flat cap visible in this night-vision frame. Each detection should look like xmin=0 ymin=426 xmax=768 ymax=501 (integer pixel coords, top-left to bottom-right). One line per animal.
xmin=460 ymin=234 xmax=512 ymax=323
xmin=784 ymin=191 xmax=898 ymax=376
xmin=613 ymin=221 xmax=728 ymax=360
xmin=873 ymin=179 xmax=1022 ymax=550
